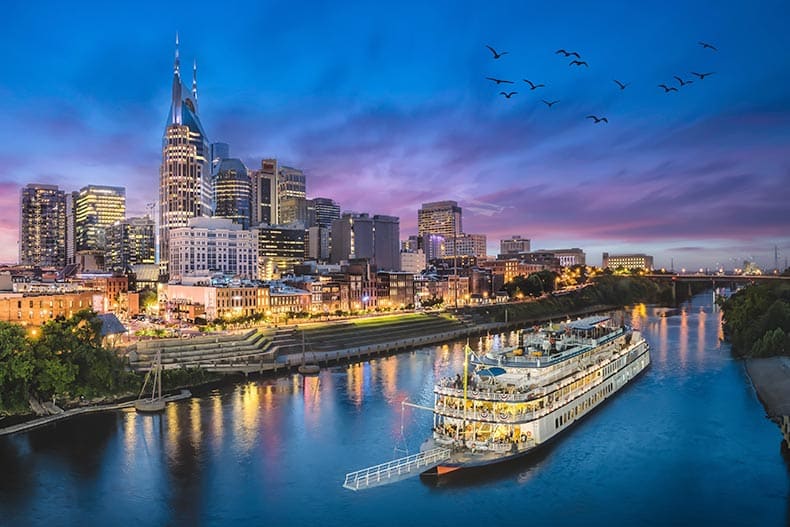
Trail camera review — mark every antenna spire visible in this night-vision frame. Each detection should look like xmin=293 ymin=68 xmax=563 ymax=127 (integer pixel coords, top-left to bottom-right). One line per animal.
xmin=174 ymin=31 xmax=180 ymax=75
xmin=192 ymin=59 xmax=198 ymax=100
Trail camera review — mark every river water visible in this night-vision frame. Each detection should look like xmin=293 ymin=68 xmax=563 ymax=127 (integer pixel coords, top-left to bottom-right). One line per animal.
xmin=1 ymin=292 xmax=788 ymax=526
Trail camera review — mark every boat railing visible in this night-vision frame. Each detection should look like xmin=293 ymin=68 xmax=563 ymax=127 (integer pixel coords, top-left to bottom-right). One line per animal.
xmin=342 ymin=447 xmax=451 ymax=491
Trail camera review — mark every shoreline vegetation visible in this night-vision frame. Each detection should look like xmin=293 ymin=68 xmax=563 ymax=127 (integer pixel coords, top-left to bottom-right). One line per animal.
xmin=0 ymin=275 xmax=698 ymax=428
xmin=719 ymin=281 xmax=790 ymax=425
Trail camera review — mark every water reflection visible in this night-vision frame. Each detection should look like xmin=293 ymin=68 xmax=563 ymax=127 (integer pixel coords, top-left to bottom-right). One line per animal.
xmin=1 ymin=293 xmax=788 ymax=526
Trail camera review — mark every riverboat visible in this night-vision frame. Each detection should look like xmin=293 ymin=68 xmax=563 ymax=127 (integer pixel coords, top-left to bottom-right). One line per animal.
xmin=421 ymin=315 xmax=650 ymax=478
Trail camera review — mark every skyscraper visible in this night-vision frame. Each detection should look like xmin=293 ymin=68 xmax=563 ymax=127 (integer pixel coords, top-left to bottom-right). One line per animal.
xmin=107 ymin=216 xmax=156 ymax=272
xmin=158 ymin=34 xmax=211 ymax=278
xmin=250 ymin=158 xmax=278 ymax=227
xmin=313 ymin=197 xmax=340 ymax=227
xmin=417 ymin=200 xmax=462 ymax=242
xmin=213 ymin=158 xmax=251 ymax=229
xmin=19 ymin=184 xmax=67 ymax=267
xmin=277 ymin=165 xmax=306 ymax=223
xmin=330 ymin=213 xmax=400 ymax=271
xmin=74 ymin=185 xmax=126 ymax=252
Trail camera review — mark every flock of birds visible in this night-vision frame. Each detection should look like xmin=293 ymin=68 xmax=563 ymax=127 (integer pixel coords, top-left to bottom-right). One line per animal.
xmin=484 ymin=41 xmax=718 ymax=124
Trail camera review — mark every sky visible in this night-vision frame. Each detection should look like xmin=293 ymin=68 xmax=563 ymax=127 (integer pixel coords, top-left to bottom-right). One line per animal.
xmin=2 ymin=0 xmax=789 ymax=270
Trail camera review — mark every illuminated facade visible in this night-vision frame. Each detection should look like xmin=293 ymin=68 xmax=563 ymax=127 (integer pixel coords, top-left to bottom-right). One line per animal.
xmin=19 ymin=184 xmax=67 ymax=267
xmin=169 ymin=218 xmax=258 ymax=282
xmin=257 ymin=224 xmax=306 ymax=280
xmin=0 ymin=292 xmax=95 ymax=327
xmin=74 ymin=185 xmax=126 ymax=252
xmin=602 ymin=252 xmax=654 ymax=270
xmin=159 ymin=35 xmax=211 ymax=278
xmin=276 ymin=165 xmax=305 ymax=224
xmin=250 ymin=158 xmax=278 ymax=227
xmin=106 ymin=216 xmax=156 ymax=271
xmin=212 ymin=158 xmax=251 ymax=229
xmin=417 ymin=201 xmax=462 ymax=241
xmin=444 ymin=233 xmax=487 ymax=258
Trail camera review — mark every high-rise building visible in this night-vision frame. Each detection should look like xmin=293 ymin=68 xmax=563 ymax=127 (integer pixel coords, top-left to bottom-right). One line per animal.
xmin=444 ymin=233 xmax=487 ymax=258
xmin=373 ymin=215 xmax=400 ymax=271
xmin=212 ymin=158 xmax=251 ymax=229
xmin=257 ymin=224 xmax=306 ymax=280
xmin=313 ymin=197 xmax=340 ymax=227
xmin=417 ymin=201 xmax=462 ymax=242
xmin=276 ymin=165 xmax=305 ymax=223
xmin=107 ymin=216 xmax=156 ymax=272
xmin=169 ymin=217 xmax=258 ymax=282
xmin=311 ymin=197 xmax=340 ymax=261
xmin=159 ymin=35 xmax=211 ymax=278
xmin=19 ymin=184 xmax=67 ymax=267
xmin=210 ymin=142 xmax=229 ymax=175
xmin=74 ymin=185 xmax=126 ymax=253
xmin=500 ymin=235 xmax=531 ymax=256
xmin=66 ymin=191 xmax=78 ymax=265
xmin=330 ymin=213 xmax=400 ymax=271
xmin=250 ymin=158 xmax=278 ymax=227
xmin=279 ymin=196 xmax=308 ymax=226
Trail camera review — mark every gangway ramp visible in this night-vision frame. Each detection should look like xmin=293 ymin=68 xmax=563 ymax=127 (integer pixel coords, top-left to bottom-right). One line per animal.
xmin=342 ymin=447 xmax=451 ymax=491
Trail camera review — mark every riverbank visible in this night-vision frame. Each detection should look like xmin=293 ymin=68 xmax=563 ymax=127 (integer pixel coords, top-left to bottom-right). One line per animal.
xmin=0 ymin=390 xmax=191 ymax=437
xmin=745 ymin=357 xmax=790 ymax=419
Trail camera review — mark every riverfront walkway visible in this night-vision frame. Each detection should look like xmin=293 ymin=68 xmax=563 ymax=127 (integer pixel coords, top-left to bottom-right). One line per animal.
xmin=745 ymin=356 xmax=790 ymax=448
xmin=0 ymin=391 xmax=191 ymax=437
xmin=125 ymin=307 xmax=613 ymax=376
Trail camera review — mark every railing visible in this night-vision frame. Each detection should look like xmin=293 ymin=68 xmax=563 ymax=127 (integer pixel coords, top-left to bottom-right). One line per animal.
xmin=342 ymin=447 xmax=451 ymax=491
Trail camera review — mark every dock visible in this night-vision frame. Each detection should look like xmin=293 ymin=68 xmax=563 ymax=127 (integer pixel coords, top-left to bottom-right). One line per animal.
xmin=0 ymin=390 xmax=191 ymax=437
xmin=342 ymin=447 xmax=451 ymax=491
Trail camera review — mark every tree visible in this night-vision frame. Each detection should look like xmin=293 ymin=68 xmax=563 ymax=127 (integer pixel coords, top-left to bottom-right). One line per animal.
xmin=0 ymin=322 xmax=35 ymax=412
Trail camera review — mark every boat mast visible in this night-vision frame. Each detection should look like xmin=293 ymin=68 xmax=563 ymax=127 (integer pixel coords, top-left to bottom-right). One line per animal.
xmin=156 ymin=349 xmax=162 ymax=401
xmin=462 ymin=342 xmax=469 ymax=443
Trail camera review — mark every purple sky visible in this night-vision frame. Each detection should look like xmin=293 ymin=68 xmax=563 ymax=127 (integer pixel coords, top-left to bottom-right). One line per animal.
xmin=2 ymin=1 xmax=789 ymax=270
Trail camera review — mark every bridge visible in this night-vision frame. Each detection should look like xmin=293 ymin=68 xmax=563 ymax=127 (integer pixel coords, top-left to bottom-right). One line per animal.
xmin=645 ymin=273 xmax=790 ymax=283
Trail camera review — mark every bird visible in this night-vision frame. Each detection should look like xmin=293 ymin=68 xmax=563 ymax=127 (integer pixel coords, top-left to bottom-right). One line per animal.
xmin=698 ymin=41 xmax=718 ymax=51
xmin=569 ymin=60 xmax=589 ymax=67
xmin=486 ymin=45 xmax=509 ymax=59
xmin=658 ymin=84 xmax=678 ymax=93
xmin=523 ymin=79 xmax=545 ymax=90
xmin=673 ymin=75 xmax=694 ymax=87
xmin=691 ymin=71 xmax=715 ymax=80
xmin=556 ymin=49 xmax=581 ymax=58
xmin=542 ymin=99 xmax=560 ymax=108
xmin=613 ymin=79 xmax=630 ymax=90
xmin=586 ymin=115 xmax=608 ymax=123
xmin=499 ymin=91 xmax=518 ymax=98
xmin=486 ymin=77 xmax=514 ymax=85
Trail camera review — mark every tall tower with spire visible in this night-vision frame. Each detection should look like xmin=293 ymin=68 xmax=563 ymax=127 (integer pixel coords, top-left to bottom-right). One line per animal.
xmin=158 ymin=34 xmax=211 ymax=279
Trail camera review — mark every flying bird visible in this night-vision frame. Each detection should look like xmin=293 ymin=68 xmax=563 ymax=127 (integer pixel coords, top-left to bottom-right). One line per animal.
xmin=523 ymin=79 xmax=545 ymax=90
xmin=658 ymin=84 xmax=678 ymax=92
xmin=691 ymin=71 xmax=715 ymax=80
xmin=698 ymin=41 xmax=718 ymax=51
xmin=486 ymin=45 xmax=509 ymax=59
xmin=673 ymin=75 xmax=694 ymax=87
xmin=542 ymin=99 xmax=560 ymax=108
xmin=556 ymin=49 xmax=581 ymax=58
xmin=499 ymin=91 xmax=518 ymax=98
xmin=613 ymin=79 xmax=629 ymax=90
xmin=486 ymin=77 xmax=514 ymax=85
xmin=569 ymin=60 xmax=589 ymax=67
xmin=586 ymin=115 xmax=608 ymax=123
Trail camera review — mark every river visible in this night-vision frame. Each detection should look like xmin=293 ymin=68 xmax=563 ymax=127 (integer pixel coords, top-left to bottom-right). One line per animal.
xmin=1 ymin=292 xmax=787 ymax=526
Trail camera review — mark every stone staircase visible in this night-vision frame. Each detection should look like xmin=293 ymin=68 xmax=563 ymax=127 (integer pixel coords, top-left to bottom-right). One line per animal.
xmin=128 ymin=329 xmax=276 ymax=371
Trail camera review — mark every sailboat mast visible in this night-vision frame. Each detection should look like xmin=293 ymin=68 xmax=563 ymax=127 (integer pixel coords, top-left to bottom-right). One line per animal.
xmin=156 ymin=349 xmax=162 ymax=401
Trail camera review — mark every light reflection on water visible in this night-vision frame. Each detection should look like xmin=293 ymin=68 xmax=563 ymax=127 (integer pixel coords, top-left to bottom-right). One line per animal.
xmin=0 ymin=293 xmax=787 ymax=527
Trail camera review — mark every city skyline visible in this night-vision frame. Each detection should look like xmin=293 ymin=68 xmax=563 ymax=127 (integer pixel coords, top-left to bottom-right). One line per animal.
xmin=2 ymin=1 xmax=789 ymax=270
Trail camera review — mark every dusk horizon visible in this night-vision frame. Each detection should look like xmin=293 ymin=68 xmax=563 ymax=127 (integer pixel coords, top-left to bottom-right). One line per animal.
xmin=2 ymin=1 xmax=789 ymax=270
